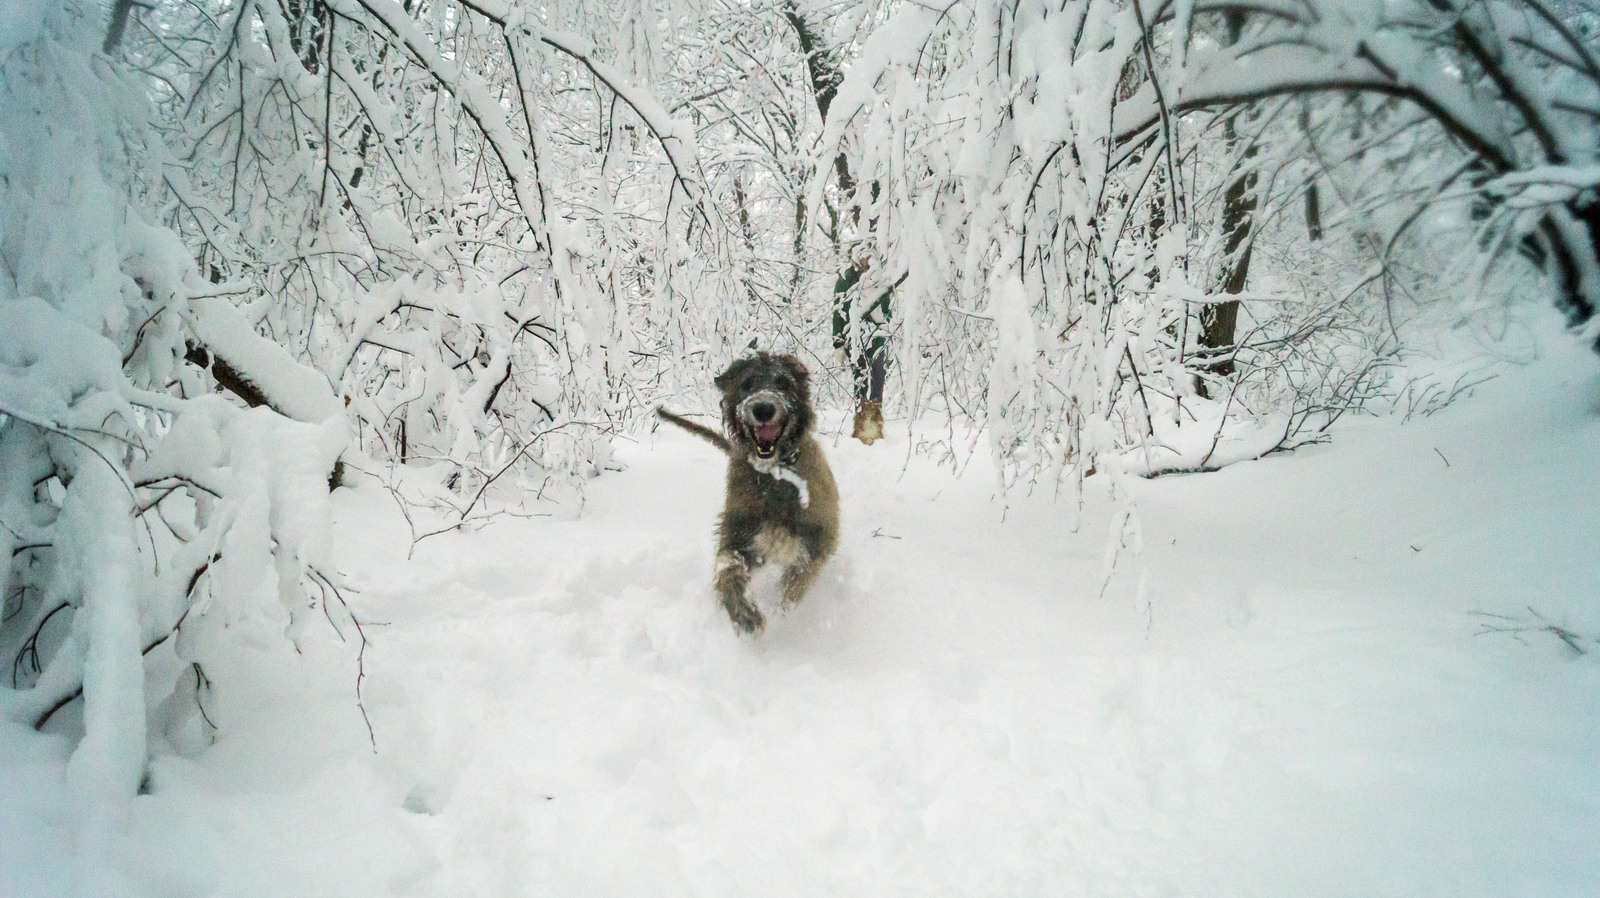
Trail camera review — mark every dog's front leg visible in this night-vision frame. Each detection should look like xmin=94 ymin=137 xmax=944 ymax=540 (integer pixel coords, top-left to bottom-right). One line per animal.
xmin=713 ymin=549 xmax=764 ymax=634
xmin=778 ymin=559 xmax=820 ymax=608
xmin=778 ymin=522 xmax=830 ymax=607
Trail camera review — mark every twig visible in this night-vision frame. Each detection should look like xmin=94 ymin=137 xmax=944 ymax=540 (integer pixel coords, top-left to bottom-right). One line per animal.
xmin=310 ymin=567 xmax=377 ymax=751
xmin=192 ymin=663 xmax=217 ymax=731
xmin=411 ymin=420 xmax=590 ymax=547
xmin=1473 ymin=608 xmax=1591 ymax=656
xmin=13 ymin=602 xmax=71 ymax=688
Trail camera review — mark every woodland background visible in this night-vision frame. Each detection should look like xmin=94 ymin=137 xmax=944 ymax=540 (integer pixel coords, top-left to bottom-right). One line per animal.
xmin=1 ymin=0 xmax=1598 ymax=820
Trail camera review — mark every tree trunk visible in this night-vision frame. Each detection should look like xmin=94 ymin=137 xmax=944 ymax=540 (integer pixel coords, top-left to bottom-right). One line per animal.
xmin=1197 ymin=12 xmax=1256 ymax=391
xmin=786 ymin=3 xmax=890 ymax=441
xmin=286 ymin=0 xmax=328 ymax=74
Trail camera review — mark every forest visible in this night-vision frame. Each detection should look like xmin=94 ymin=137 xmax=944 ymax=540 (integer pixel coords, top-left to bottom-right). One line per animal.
xmin=2 ymin=0 xmax=1598 ymax=893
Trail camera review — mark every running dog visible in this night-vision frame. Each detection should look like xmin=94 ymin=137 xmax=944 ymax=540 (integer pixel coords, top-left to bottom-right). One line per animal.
xmin=656 ymin=353 xmax=839 ymax=634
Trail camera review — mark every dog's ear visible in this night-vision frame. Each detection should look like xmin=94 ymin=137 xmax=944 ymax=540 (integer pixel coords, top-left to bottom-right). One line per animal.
xmin=714 ymin=358 xmax=751 ymax=392
xmin=777 ymin=354 xmax=810 ymax=388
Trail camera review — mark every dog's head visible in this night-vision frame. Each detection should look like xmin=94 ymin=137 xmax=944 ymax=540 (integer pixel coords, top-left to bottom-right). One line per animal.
xmin=715 ymin=353 xmax=813 ymax=463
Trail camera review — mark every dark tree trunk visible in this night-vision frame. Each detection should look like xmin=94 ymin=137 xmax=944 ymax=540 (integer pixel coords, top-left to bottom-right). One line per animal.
xmin=1197 ymin=12 xmax=1256 ymax=389
xmin=286 ymin=0 xmax=328 ymax=74
xmin=1305 ymin=184 xmax=1322 ymax=242
xmin=103 ymin=0 xmax=135 ymax=55
xmin=786 ymin=3 xmax=891 ymax=441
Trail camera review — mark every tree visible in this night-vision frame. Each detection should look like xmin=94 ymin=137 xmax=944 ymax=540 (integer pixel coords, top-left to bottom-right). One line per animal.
xmin=1 ymin=2 xmax=352 ymax=804
xmin=1118 ymin=0 xmax=1600 ymax=349
xmin=785 ymin=0 xmax=895 ymax=443
xmin=1196 ymin=10 xmax=1255 ymax=386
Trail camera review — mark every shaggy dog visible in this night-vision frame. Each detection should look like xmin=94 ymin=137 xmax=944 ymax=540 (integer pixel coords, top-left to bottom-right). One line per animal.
xmin=657 ymin=353 xmax=839 ymax=634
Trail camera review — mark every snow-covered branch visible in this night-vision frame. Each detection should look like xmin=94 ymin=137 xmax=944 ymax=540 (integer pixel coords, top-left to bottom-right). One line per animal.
xmin=185 ymin=295 xmax=342 ymax=423
xmin=1113 ymin=0 xmax=1600 ymax=341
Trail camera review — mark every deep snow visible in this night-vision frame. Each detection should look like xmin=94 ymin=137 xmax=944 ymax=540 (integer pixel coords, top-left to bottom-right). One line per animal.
xmin=4 ymin=317 xmax=1599 ymax=897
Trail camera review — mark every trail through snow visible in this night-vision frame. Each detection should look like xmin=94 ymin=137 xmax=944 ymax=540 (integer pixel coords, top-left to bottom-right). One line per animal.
xmin=4 ymin=320 xmax=1599 ymax=897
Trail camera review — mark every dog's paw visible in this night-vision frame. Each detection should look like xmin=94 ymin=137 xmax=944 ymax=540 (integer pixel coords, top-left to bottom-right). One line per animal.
xmin=722 ymin=594 xmax=766 ymax=635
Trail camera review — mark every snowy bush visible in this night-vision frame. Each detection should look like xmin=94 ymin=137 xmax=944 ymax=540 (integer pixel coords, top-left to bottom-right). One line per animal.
xmin=1 ymin=2 xmax=353 ymax=804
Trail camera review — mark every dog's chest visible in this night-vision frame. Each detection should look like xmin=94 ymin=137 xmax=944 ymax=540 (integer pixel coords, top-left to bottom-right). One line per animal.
xmin=753 ymin=524 xmax=808 ymax=567
xmin=728 ymin=456 xmax=807 ymax=516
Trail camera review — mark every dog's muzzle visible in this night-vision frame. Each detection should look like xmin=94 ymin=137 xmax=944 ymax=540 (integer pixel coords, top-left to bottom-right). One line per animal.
xmin=739 ymin=391 xmax=790 ymax=459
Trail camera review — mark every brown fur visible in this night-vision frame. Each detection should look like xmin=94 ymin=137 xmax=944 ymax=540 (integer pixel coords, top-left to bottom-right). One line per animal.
xmin=656 ymin=353 xmax=839 ymax=634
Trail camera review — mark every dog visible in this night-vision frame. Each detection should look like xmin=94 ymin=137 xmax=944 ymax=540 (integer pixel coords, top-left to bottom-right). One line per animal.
xmin=656 ymin=353 xmax=839 ymax=634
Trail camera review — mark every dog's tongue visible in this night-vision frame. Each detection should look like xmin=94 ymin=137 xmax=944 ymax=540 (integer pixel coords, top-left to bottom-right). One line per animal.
xmin=755 ymin=422 xmax=782 ymax=446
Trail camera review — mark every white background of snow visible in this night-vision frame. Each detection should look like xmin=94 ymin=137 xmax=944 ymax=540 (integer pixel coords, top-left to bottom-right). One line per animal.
xmin=3 ymin=313 xmax=1598 ymax=897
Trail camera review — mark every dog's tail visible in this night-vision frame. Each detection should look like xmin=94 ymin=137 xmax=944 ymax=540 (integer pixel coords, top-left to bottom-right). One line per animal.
xmin=655 ymin=407 xmax=731 ymax=453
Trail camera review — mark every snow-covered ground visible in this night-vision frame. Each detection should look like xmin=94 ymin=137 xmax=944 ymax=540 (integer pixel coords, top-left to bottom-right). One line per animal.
xmin=5 ymin=316 xmax=1599 ymax=897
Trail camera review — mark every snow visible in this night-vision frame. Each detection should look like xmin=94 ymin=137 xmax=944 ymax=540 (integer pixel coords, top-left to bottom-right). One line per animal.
xmin=186 ymin=296 xmax=342 ymax=424
xmin=1488 ymin=165 xmax=1600 ymax=207
xmin=0 ymin=297 xmax=130 ymax=427
xmin=2 ymin=313 xmax=1598 ymax=895
xmin=61 ymin=449 xmax=146 ymax=823
xmin=0 ymin=0 xmax=43 ymax=52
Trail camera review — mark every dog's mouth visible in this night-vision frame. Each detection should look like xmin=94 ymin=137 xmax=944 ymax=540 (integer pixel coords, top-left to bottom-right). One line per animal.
xmin=739 ymin=392 xmax=789 ymax=460
xmin=752 ymin=421 xmax=783 ymax=458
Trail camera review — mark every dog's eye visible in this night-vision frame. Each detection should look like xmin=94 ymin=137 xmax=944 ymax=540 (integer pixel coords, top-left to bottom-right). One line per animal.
xmin=741 ymin=376 xmax=755 ymax=392
xmin=775 ymin=375 xmax=792 ymax=390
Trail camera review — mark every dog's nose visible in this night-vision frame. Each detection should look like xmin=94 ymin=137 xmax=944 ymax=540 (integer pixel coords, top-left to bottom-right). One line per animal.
xmin=752 ymin=402 xmax=776 ymax=423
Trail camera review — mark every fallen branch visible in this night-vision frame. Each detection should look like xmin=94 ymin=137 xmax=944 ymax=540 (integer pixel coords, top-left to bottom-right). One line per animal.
xmin=1473 ymin=607 xmax=1592 ymax=656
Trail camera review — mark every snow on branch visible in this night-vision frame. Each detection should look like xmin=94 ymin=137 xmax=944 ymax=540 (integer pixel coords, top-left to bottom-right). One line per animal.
xmin=342 ymin=0 xmax=710 ymax=229
xmin=330 ymin=0 xmax=556 ymax=249
xmin=453 ymin=0 xmax=710 ymax=212
xmin=1113 ymin=40 xmax=1515 ymax=171
xmin=1112 ymin=0 xmax=1600 ymax=341
xmin=802 ymin=3 xmax=944 ymax=233
xmin=185 ymin=295 xmax=342 ymax=424
xmin=536 ymin=27 xmax=709 ymax=210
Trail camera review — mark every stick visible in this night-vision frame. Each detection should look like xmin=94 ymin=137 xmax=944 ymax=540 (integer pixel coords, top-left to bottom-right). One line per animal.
xmin=655 ymin=408 xmax=730 ymax=453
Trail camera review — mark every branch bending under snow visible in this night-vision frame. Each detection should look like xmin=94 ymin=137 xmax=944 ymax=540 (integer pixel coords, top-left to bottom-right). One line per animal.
xmin=0 ymin=403 xmax=139 ymax=499
xmin=337 ymin=0 xmax=708 ymax=236
xmin=456 ymin=0 xmax=709 ymax=212
xmin=183 ymin=294 xmax=342 ymax=424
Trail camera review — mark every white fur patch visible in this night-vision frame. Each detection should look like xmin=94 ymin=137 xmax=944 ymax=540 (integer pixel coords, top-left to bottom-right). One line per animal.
xmin=748 ymin=456 xmax=810 ymax=507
